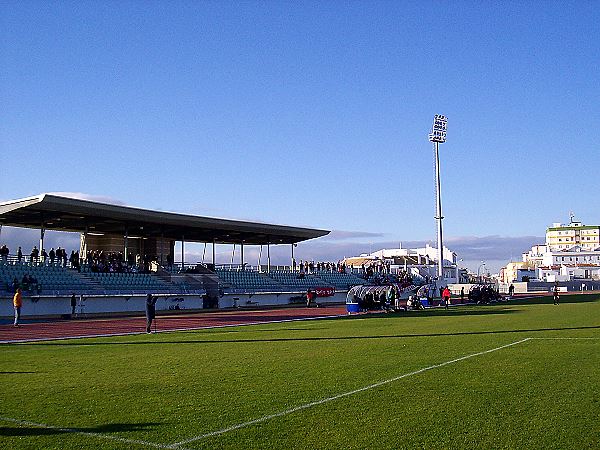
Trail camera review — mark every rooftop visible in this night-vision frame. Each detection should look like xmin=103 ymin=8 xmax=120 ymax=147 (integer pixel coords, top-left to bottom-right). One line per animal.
xmin=0 ymin=194 xmax=329 ymax=245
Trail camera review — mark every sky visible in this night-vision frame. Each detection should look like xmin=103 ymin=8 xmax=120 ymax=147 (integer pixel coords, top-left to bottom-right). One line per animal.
xmin=1 ymin=1 xmax=599 ymax=273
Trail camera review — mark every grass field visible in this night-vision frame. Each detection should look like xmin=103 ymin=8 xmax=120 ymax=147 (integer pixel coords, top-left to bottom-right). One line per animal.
xmin=1 ymin=294 xmax=600 ymax=449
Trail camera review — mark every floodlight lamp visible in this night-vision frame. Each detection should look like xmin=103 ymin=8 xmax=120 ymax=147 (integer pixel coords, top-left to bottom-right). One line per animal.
xmin=428 ymin=114 xmax=448 ymax=143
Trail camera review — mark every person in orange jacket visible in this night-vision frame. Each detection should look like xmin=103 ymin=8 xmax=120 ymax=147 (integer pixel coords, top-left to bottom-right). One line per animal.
xmin=13 ymin=288 xmax=22 ymax=327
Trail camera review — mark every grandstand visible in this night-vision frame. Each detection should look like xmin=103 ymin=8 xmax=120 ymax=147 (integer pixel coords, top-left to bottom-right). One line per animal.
xmin=0 ymin=255 xmax=371 ymax=301
xmin=0 ymin=194 xmax=365 ymax=317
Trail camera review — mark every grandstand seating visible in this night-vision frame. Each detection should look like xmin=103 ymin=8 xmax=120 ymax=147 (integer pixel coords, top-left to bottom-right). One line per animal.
xmin=310 ymin=271 xmax=366 ymax=289
xmin=1 ymin=261 xmax=364 ymax=297
xmin=0 ymin=262 xmax=91 ymax=295
xmin=266 ymin=271 xmax=333 ymax=290
xmin=82 ymin=272 xmax=173 ymax=293
xmin=215 ymin=269 xmax=284 ymax=292
xmin=213 ymin=269 xmax=364 ymax=292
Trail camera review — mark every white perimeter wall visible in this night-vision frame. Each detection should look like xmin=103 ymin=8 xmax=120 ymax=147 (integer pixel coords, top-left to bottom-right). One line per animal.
xmin=219 ymin=291 xmax=346 ymax=308
xmin=0 ymin=291 xmax=345 ymax=318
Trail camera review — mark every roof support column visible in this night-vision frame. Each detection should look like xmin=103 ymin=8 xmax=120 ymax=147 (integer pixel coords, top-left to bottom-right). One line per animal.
xmin=160 ymin=230 xmax=164 ymax=265
xmin=240 ymin=241 xmax=244 ymax=270
xmin=124 ymin=227 xmax=129 ymax=265
xmin=212 ymin=239 xmax=216 ymax=266
xmin=81 ymin=225 xmax=88 ymax=263
xmin=258 ymin=245 xmax=263 ymax=272
xmin=267 ymin=243 xmax=271 ymax=273
xmin=40 ymin=223 xmax=45 ymax=259
xmin=291 ymin=243 xmax=295 ymax=271
xmin=181 ymin=236 xmax=185 ymax=270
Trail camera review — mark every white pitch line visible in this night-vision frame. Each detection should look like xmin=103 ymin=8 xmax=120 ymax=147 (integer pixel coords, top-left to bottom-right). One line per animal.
xmin=168 ymin=337 xmax=532 ymax=448
xmin=0 ymin=416 xmax=183 ymax=449
xmin=531 ymin=337 xmax=600 ymax=340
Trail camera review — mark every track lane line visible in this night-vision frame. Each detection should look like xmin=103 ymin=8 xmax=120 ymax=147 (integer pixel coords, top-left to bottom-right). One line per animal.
xmin=0 ymin=312 xmax=347 ymax=344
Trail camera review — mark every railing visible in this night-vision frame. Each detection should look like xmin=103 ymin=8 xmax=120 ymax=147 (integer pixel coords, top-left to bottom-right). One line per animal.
xmin=0 ymin=254 xmax=76 ymax=268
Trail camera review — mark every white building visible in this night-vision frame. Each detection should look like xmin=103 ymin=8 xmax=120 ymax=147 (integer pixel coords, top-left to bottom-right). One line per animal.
xmin=344 ymin=243 xmax=461 ymax=283
xmin=505 ymin=216 xmax=600 ymax=282
xmin=546 ymin=216 xmax=600 ymax=251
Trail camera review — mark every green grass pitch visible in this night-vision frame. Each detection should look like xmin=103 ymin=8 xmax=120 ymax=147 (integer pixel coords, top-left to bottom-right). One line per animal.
xmin=1 ymin=294 xmax=599 ymax=449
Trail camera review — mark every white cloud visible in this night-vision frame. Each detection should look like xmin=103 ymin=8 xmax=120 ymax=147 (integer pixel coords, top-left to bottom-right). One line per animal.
xmin=322 ymin=230 xmax=386 ymax=241
xmin=0 ymin=227 xmax=80 ymax=252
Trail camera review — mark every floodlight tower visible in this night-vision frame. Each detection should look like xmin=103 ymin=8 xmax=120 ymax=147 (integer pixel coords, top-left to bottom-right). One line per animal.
xmin=429 ymin=114 xmax=448 ymax=284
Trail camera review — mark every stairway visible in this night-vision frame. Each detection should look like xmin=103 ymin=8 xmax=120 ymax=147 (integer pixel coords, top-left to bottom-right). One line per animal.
xmin=68 ymin=270 xmax=105 ymax=293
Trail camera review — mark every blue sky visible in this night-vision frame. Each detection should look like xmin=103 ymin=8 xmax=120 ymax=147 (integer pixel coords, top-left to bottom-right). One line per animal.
xmin=1 ymin=1 xmax=599 ymax=272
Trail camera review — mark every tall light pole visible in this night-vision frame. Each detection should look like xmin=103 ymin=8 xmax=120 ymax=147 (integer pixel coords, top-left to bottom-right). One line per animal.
xmin=429 ymin=114 xmax=448 ymax=284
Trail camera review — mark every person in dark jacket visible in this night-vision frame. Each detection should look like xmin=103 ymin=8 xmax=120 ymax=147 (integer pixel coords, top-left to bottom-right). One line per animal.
xmin=70 ymin=293 xmax=77 ymax=316
xmin=145 ymin=293 xmax=158 ymax=333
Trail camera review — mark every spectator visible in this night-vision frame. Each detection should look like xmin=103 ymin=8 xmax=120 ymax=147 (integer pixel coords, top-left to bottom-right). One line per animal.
xmin=387 ymin=286 xmax=396 ymax=310
xmin=145 ymin=293 xmax=158 ymax=333
xmin=49 ymin=248 xmax=56 ymax=264
xmin=17 ymin=246 xmax=23 ymax=262
xmin=306 ymin=289 xmax=315 ymax=307
xmin=30 ymin=246 xmax=39 ymax=263
xmin=0 ymin=244 xmax=9 ymax=263
xmin=13 ymin=288 xmax=22 ymax=326
xmin=21 ymin=274 xmax=30 ymax=291
xmin=442 ymin=286 xmax=451 ymax=310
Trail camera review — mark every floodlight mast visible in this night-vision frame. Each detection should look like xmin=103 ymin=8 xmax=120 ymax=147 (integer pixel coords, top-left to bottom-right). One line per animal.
xmin=429 ymin=114 xmax=448 ymax=284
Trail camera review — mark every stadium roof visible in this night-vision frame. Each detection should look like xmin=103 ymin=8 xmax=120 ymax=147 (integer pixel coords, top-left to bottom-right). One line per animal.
xmin=0 ymin=194 xmax=329 ymax=245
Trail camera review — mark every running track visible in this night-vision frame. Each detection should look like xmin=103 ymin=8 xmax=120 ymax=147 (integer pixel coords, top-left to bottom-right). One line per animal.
xmin=0 ymin=306 xmax=348 ymax=344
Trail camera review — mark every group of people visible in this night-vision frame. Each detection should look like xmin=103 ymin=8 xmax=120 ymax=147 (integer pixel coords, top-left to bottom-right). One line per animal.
xmin=360 ymin=261 xmax=393 ymax=277
xmin=85 ymin=250 xmax=152 ymax=274
xmin=11 ymin=274 xmax=39 ymax=293
xmin=352 ymin=285 xmax=402 ymax=311
xmin=293 ymin=260 xmax=347 ymax=274
xmin=28 ymin=246 xmax=71 ymax=266
xmin=0 ymin=244 xmax=80 ymax=268
xmin=367 ymin=270 xmax=413 ymax=289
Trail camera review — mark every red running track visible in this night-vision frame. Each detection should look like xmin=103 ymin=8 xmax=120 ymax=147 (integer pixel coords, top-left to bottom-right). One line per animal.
xmin=0 ymin=306 xmax=348 ymax=344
